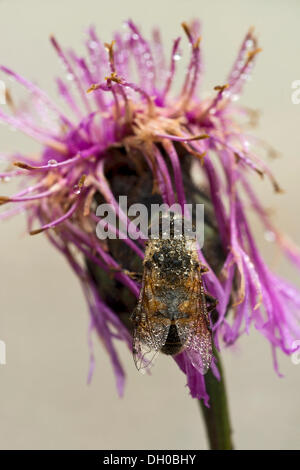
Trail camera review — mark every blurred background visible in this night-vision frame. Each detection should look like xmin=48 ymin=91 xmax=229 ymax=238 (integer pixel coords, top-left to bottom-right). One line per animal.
xmin=0 ymin=0 xmax=300 ymax=450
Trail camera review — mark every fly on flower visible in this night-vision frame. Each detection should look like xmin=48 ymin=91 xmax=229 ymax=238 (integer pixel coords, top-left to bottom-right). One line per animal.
xmin=1 ymin=18 xmax=300 ymax=404
xmin=131 ymin=212 xmax=217 ymax=374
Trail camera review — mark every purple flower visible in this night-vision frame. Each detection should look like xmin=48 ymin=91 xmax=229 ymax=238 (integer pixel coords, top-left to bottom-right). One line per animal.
xmin=1 ymin=20 xmax=300 ymax=406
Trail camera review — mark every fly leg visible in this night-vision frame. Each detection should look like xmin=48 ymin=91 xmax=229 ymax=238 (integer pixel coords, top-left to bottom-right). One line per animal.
xmin=200 ymin=264 xmax=209 ymax=274
xmin=108 ymin=266 xmax=143 ymax=282
xmin=195 ymin=262 xmax=210 ymax=274
xmin=205 ymin=292 xmax=218 ymax=312
xmin=123 ymin=270 xmax=143 ymax=282
xmin=205 ymin=292 xmax=218 ymax=329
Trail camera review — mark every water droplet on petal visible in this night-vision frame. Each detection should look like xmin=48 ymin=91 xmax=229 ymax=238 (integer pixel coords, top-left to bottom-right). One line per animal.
xmin=48 ymin=159 xmax=58 ymax=167
xmin=264 ymin=230 xmax=276 ymax=242
xmin=173 ymin=53 xmax=182 ymax=61
xmin=73 ymin=184 xmax=81 ymax=195
xmin=66 ymin=73 xmax=74 ymax=81
xmin=3 ymin=175 xmax=11 ymax=182
xmin=245 ymin=39 xmax=254 ymax=49
xmin=132 ymin=33 xmax=139 ymax=41
xmin=89 ymin=40 xmax=97 ymax=50
xmin=231 ymin=94 xmax=240 ymax=102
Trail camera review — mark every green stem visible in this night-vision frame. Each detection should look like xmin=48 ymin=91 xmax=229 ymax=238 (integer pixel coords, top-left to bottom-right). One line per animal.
xmin=199 ymin=349 xmax=234 ymax=450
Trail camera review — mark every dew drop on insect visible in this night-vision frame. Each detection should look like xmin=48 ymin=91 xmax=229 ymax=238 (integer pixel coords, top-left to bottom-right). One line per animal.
xmin=48 ymin=159 xmax=58 ymax=167
xmin=73 ymin=184 xmax=81 ymax=195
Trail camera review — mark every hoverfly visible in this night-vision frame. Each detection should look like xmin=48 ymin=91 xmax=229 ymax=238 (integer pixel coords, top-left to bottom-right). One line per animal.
xmin=131 ymin=212 xmax=217 ymax=374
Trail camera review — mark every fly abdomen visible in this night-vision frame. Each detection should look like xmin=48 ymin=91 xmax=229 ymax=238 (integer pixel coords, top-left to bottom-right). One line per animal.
xmin=161 ymin=324 xmax=183 ymax=356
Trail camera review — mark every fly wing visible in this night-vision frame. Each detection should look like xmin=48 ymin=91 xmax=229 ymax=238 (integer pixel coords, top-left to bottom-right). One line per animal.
xmin=175 ymin=270 xmax=212 ymax=375
xmin=132 ymin=269 xmax=170 ymax=373
xmin=184 ymin=314 xmax=212 ymax=375
xmin=132 ymin=326 xmax=159 ymax=373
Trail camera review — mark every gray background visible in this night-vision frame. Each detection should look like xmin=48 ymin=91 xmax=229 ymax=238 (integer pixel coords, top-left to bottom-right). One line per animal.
xmin=0 ymin=0 xmax=300 ymax=449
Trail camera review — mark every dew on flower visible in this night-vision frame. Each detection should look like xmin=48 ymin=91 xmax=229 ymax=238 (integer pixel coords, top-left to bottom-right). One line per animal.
xmin=264 ymin=230 xmax=276 ymax=242
xmin=72 ymin=184 xmax=81 ymax=195
xmin=47 ymin=159 xmax=58 ymax=167
xmin=2 ymin=175 xmax=11 ymax=182
xmin=0 ymin=20 xmax=299 ymax=424
xmin=89 ymin=40 xmax=98 ymax=50
xmin=245 ymin=39 xmax=254 ymax=49
xmin=231 ymin=93 xmax=240 ymax=101
xmin=173 ymin=53 xmax=182 ymax=61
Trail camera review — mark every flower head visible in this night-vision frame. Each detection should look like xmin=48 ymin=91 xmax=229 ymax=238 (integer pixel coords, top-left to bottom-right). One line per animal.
xmin=1 ymin=20 xmax=300 ymax=406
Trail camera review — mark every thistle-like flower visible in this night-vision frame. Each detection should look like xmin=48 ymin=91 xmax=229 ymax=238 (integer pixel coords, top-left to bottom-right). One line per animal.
xmin=1 ymin=20 xmax=300 ymax=408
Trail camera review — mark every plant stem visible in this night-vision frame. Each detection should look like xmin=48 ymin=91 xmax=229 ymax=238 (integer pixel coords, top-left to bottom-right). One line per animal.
xmin=199 ymin=349 xmax=234 ymax=450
